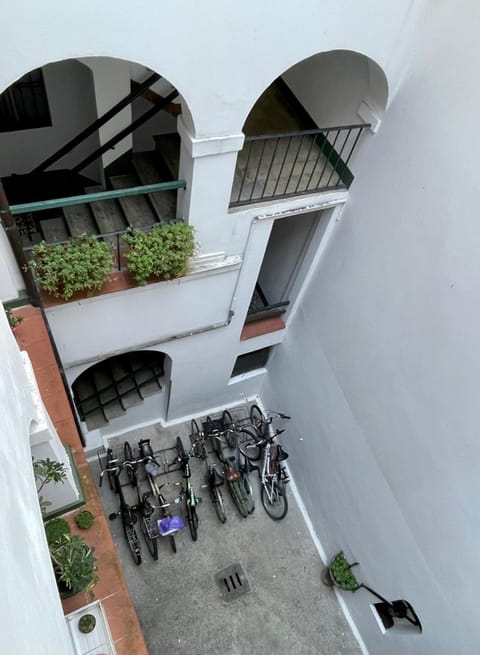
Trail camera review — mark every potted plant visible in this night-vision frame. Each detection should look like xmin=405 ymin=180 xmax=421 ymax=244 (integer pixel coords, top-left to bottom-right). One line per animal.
xmin=27 ymin=234 xmax=114 ymax=300
xmin=45 ymin=517 xmax=71 ymax=545
xmin=49 ymin=534 xmax=98 ymax=599
xmin=123 ymin=222 xmax=195 ymax=285
xmin=322 ymin=551 xmax=360 ymax=591
xmin=78 ymin=613 xmax=96 ymax=634
xmin=75 ymin=509 xmax=95 ymax=530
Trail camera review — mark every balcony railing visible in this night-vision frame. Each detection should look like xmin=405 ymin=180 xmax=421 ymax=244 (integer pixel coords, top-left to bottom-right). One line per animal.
xmin=246 ymin=284 xmax=289 ymax=323
xmin=230 ymin=123 xmax=369 ymax=207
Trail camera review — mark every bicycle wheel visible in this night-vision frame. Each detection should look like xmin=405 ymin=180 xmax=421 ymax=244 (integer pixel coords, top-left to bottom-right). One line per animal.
xmin=261 ymin=478 xmax=288 ymax=521
xmin=187 ymin=504 xmax=198 ymax=541
xmin=250 ymin=404 xmax=267 ymax=437
xmin=169 ymin=535 xmax=177 ymax=553
xmin=242 ymin=474 xmax=255 ymax=514
xmin=191 ymin=419 xmax=200 ymax=439
xmin=140 ymin=514 xmax=158 ymax=560
xmin=213 ymin=431 xmax=225 ymax=462
xmin=239 ymin=427 xmax=262 ymax=461
xmin=124 ymin=520 xmax=142 ymax=565
xmin=229 ymin=480 xmax=249 ymax=518
xmin=124 ymin=441 xmax=137 ymax=487
xmin=176 ymin=436 xmax=186 ymax=460
xmin=211 ymin=486 xmax=227 ymax=523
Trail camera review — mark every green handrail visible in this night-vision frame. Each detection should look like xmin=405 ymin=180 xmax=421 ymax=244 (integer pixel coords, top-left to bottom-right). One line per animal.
xmin=9 ymin=181 xmax=186 ymax=214
xmin=247 ymin=300 xmax=290 ymax=315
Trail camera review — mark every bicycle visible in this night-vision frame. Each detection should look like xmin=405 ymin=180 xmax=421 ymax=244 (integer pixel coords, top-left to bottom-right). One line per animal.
xmin=176 ymin=436 xmax=201 ymax=541
xmin=138 ymin=438 xmax=184 ymax=554
xmin=99 ymin=448 xmax=142 ymax=565
xmin=249 ymin=404 xmax=291 ymax=441
xmin=241 ymin=408 xmax=291 ymax=520
xmin=191 ymin=419 xmax=227 ymax=524
xmin=212 ymin=428 xmax=252 ymax=518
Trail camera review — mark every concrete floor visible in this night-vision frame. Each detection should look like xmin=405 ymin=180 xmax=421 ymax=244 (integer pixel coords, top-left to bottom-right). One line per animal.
xmin=89 ymin=408 xmax=361 ymax=655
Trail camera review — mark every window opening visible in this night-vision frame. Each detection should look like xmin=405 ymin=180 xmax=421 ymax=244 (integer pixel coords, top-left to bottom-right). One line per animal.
xmin=0 ymin=68 xmax=51 ymax=132
xmin=231 ymin=347 xmax=272 ymax=377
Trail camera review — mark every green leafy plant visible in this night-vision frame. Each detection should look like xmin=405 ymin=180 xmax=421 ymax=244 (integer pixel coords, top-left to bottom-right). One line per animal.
xmin=123 ymin=222 xmax=195 ymax=285
xmin=5 ymin=307 xmax=23 ymax=328
xmin=45 ymin=517 xmax=71 ymax=545
xmin=329 ymin=551 xmax=360 ymax=591
xmin=33 ymin=458 xmax=67 ymax=516
xmin=78 ymin=613 xmax=96 ymax=634
xmin=49 ymin=534 xmax=98 ymax=599
xmin=27 ymin=234 xmax=113 ymax=300
xmin=75 ymin=510 xmax=95 ymax=530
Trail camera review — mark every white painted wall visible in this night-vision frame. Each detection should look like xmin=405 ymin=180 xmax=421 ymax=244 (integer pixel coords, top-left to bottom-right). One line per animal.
xmin=260 ymin=2 xmax=480 ymax=654
xmin=0 ymin=312 xmax=75 ymax=654
xmin=282 ymin=51 xmax=384 ymax=127
xmin=0 ymin=59 xmax=100 ymax=181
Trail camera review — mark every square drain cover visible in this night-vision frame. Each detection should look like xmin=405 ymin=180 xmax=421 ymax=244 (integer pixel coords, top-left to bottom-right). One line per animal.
xmin=214 ymin=562 xmax=251 ymax=602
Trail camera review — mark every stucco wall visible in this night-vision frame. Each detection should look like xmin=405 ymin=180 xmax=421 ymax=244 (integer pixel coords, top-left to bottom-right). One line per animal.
xmin=0 ymin=312 xmax=74 ymax=654
xmin=261 ymin=2 xmax=480 ymax=654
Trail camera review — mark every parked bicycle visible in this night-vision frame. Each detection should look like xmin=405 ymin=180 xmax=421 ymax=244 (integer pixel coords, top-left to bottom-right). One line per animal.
xmin=99 ymin=448 xmax=143 ymax=565
xmin=212 ymin=424 xmax=254 ymax=518
xmin=242 ymin=407 xmax=291 ymax=520
xmin=137 ymin=438 xmax=184 ymax=554
xmin=176 ymin=436 xmax=201 ymax=541
xmin=191 ymin=419 xmax=227 ymax=524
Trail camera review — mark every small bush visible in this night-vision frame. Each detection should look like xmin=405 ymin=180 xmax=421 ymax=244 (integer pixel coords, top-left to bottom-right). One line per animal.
xmin=28 ymin=235 xmax=113 ymax=300
xmin=329 ymin=551 xmax=359 ymax=591
xmin=75 ymin=510 xmax=95 ymax=529
xmin=45 ymin=518 xmax=71 ymax=546
xmin=124 ymin=222 xmax=195 ymax=285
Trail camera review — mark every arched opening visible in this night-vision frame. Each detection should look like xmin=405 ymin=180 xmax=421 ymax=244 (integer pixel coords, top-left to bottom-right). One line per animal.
xmin=0 ymin=56 xmax=189 ymax=253
xmin=72 ymin=350 xmax=167 ymax=431
xmin=231 ymin=50 xmax=388 ymax=207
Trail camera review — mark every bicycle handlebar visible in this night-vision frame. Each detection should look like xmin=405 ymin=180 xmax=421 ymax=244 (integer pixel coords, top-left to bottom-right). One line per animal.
xmin=99 ymin=454 xmax=153 ymax=486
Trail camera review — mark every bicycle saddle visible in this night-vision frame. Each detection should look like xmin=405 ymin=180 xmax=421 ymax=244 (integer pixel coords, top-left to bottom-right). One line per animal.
xmin=276 ymin=445 xmax=289 ymax=461
xmin=209 ymin=467 xmax=224 ymax=487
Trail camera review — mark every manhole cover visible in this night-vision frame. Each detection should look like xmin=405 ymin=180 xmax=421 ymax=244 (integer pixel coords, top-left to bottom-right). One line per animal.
xmin=214 ymin=562 xmax=251 ymax=602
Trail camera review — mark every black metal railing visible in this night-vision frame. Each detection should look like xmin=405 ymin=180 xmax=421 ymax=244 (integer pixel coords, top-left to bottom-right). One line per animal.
xmin=230 ymin=123 xmax=369 ymax=207
xmin=245 ymin=300 xmax=290 ymax=324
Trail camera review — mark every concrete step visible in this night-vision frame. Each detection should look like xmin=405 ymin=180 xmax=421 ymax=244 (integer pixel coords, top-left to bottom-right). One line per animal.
xmin=85 ymin=408 xmax=108 ymax=431
xmin=39 ymin=216 xmax=69 ymax=243
xmin=122 ymin=389 xmax=144 ymax=409
xmin=132 ymin=151 xmax=177 ymax=222
xmin=153 ymin=133 xmax=180 ymax=179
xmin=62 ymin=203 xmax=97 ymax=237
xmin=104 ymin=400 xmax=126 ymax=422
xmin=87 ymin=185 xmax=128 ymax=237
xmin=109 ymin=174 xmax=158 ymax=228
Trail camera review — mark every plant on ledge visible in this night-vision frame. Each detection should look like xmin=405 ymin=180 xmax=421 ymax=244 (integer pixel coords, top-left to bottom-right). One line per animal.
xmin=49 ymin=533 xmax=98 ymax=599
xmin=325 ymin=551 xmax=360 ymax=591
xmin=27 ymin=235 xmax=114 ymax=300
xmin=123 ymin=222 xmax=195 ymax=286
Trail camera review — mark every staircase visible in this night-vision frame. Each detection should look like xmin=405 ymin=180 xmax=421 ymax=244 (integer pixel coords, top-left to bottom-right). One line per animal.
xmin=72 ymin=351 xmax=165 ymax=431
xmin=13 ymin=147 xmax=180 ymax=246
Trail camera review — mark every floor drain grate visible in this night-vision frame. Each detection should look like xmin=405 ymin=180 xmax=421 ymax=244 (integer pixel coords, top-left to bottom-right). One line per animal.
xmin=214 ymin=562 xmax=251 ymax=602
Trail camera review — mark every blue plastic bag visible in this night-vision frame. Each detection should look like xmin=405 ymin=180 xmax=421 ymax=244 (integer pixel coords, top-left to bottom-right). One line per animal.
xmin=158 ymin=515 xmax=184 ymax=536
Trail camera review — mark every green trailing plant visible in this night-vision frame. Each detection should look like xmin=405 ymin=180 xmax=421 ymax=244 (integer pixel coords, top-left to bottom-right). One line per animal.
xmin=5 ymin=307 xmax=23 ymax=329
xmin=33 ymin=457 xmax=67 ymax=516
xmin=45 ymin=517 xmax=71 ymax=545
xmin=75 ymin=509 xmax=95 ymax=530
xmin=49 ymin=533 xmax=98 ymax=599
xmin=123 ymin=222 xmax=195 ymax=285
xmin=27 ymin=234 xmax=114 ymax=300
xmin=329 ymin=551 xmax=360 ymax=591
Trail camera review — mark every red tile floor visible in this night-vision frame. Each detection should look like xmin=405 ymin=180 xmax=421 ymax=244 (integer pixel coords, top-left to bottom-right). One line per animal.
xmin=13 ymin=305 xmax=148 ymax=655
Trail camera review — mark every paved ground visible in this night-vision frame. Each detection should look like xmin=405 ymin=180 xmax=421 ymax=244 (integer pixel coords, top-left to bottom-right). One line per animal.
xmin=89 ymin=406 xmax=361 ymax=655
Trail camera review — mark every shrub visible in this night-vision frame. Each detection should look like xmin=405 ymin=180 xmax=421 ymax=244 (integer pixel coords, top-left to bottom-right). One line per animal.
xmin=75 ymin=510 xmax=95 ymax=529
xmin=49 ymin=534 xmax=98 ymax=598
xmin=45 ymin=518 xmax=71 ymax=545
xmin=28 ymin=234 xmax=113 ymax=300
xmin=123 ymin=222 xmax=195 ymax=285
xmin=329 ymin=551 xmax=360 ymax=591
